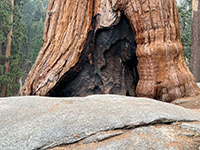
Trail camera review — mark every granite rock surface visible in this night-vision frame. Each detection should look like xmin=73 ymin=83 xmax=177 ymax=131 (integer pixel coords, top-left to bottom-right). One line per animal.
xmin=0 ymin=95 xmax=200 ymax=150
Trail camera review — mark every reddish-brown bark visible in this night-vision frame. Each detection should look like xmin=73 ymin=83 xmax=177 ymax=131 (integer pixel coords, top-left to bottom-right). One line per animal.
xmin=116 ymin=0 xmax=200 ymax=101
xmin=20 ymin=0 xmax=200 ymax=102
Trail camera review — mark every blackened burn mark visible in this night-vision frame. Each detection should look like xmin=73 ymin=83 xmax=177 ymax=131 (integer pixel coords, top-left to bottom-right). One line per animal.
xmin=48 ymin=14 xmax=138 ymax=97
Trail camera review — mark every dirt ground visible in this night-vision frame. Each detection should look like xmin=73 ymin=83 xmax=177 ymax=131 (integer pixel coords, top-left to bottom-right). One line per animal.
xmin=172 ymin=95 xmax=200 ymax=110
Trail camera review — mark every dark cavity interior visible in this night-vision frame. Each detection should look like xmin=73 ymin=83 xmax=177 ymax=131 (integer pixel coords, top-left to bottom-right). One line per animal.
xmin=49 ymin=14 xmax=138 ymax=97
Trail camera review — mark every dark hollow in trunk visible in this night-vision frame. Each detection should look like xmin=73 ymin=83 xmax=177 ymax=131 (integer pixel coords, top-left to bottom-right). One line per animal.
xmin=48 ymin=15 xmax=138 ymax=97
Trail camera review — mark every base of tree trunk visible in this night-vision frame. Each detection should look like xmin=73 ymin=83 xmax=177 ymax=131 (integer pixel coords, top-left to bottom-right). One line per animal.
xmin=20 ymin=0 xmax=200 ymax=102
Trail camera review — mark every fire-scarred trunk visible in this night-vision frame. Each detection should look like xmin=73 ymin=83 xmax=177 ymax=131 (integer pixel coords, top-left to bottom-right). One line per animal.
xmin=20 ymin=0 xmax=200 ymax=102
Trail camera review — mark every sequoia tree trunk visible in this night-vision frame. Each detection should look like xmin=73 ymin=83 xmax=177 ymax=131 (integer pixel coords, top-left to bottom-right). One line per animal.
xmin=20 ymin=0 xmax=200 ymax=102
xmin=190 ymin=0 xmax=200 ymax=82
xmin=0 ymin=0 xmax=14 ymax=97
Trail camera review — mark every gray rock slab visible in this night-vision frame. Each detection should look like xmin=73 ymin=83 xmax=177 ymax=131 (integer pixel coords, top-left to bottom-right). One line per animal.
xmin=0 ymin=95 xmax=200 ymax=150
xmin=96 ymin=139 xmax=132 ymax=150
xmin=129 ymin=126 xmax=182 ymax=150
xmin=96 ymin=124 xmax=199 ymax=150
xmin=181 ymin=123 xmax=200 ymax=134
xmin=97 ymin=126 xmax=170 ymax=150
xmin=197 ymin=83 xmax=200 ymax=88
